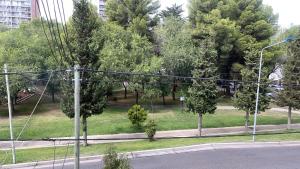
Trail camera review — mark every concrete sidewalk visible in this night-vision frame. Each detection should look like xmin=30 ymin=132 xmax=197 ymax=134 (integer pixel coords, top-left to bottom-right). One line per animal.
xmin=218 ymin=106 xmax=300 ymax=114
xmin=1 ymin=124 xmax=300 ymax=150
xmin=3 ymin=141 xmax=300 ymax=169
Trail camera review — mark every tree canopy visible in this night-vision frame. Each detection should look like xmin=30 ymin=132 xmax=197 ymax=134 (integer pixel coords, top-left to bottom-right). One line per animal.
xmin=189 ymin=0 xmax=279 ymax=92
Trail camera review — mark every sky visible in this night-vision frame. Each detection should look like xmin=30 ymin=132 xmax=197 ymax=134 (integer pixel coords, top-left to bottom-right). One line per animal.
xmin=44 ymin=0 xmax=300 ymax=28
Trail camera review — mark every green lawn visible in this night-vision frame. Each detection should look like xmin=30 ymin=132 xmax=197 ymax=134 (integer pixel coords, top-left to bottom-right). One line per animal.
xmin=1 ymin=98 xmax=300 ymax=140
xmin=1 ymin=132 xmax=300 ymax=164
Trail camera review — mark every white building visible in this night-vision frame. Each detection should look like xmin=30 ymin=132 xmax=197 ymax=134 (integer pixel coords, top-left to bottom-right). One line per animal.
xmin=91 ymin=0 xmax=106 ymax=19
xmin=0 ymin=0 xmax=39 ymax=28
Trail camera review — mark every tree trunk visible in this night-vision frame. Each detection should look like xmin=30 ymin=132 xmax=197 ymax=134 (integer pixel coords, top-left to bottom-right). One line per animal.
xmin=162 ymin=93 xmax=166 ymax=105
xmin=123 ymin=83 xmax=127 ymax=99
xmin=124 ymin=86 xmax=127 ymax=99
xmin=51 ymin=91 xmax=55 ymax=103
xmin=14 ymin=96 xmax=17 ymax=105
xmin=142 ymin=83 xmax=145 ymax=92
xmin=198 ymin=113 xmax=203 ymax=136
xmin=245 ymin=111 xmax=250 ymax=129
xmin=82 ymin=115 xmax=88 ymax=147
xmin=151 ymin=99 xmax=153 ymax=112
xmin=10 ymin=96 xmax=15 ymax=112
xmin=172 ymin=79 xmax=177 ymax=101
xmin=135 ymin=89 xmax=139 ymax=104
xmin=288 ymin=106 xmax=292 ymax=129
xmin=11 ymin=101 xmax=15 ymax=113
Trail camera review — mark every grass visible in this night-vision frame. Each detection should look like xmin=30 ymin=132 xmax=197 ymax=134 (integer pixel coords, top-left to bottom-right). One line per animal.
xmin=1 ymin=131 xmax=300 ymax=165
xmin=1 ymin=95 xmax=300 ymax=140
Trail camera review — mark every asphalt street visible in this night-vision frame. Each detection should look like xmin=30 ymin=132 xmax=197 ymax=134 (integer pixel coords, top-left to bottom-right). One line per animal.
xmin=14 ymin=145 xmax=300 ymax=169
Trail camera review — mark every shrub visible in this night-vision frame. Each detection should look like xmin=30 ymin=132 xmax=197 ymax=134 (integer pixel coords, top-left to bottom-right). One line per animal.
xmin=103 ymin=146 xmax=131 ymax=169
xmin=145 ymin=120 xmax=157 ymax=141
xmin=128 ymin=104 xmax=148 ymax=127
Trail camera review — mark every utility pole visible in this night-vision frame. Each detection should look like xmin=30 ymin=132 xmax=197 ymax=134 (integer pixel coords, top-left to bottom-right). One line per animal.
xmin=252 ymin=37 xmax=297 ymax=141
xmin=4 ymin=64 xmax=16 ymax=164
xmin=74 ymin=65 xmax=80 ymax=169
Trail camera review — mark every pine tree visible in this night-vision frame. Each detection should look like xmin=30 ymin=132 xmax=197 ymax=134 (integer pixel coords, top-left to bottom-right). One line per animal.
xmin=105 ymin=0 xmax=160 ymax=39
xmin=160 ymin=4 xmax=183 ymax=19
xmin=276 ymin=39 xmax=300 ymax=129
xmin=61 ymin=0 xmax=107 ymax=146
xmin=234 ymin=44 xmax=270 ymax=128
xmin=186 ymin=38 xmax=218 ymax=136
xmin=189 ymin=0 xmax=278 ymax=95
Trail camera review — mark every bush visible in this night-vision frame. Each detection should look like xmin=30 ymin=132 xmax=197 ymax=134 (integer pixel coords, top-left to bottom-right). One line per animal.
xmin=128 ymin=104 xmax=148 ymax=127
xmin=103 ymin=146 xmax=131 ymax=169
xmin=145 ymin=120 xmax=157 ymax=141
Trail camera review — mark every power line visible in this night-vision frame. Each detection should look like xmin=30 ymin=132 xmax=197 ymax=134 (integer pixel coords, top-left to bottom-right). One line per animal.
xmin=56 ymin=0 xmax=74 ymax=62
xmin=15 ymin=72 xmax=53 ymax=141
xmin=52 ymin=0 xmax=68 ymax=68
xmin=61 ymin=143 xmax=70 ymax=169
xmin=0 ymin=72 xmax=54 ymax=165
xmin=35 ymin=0 xmax=57 ymax=63
xmin=41 ymin=0 xmax=64 ymax=63
xmin=1 ymin=68 xmax=300 ymax=87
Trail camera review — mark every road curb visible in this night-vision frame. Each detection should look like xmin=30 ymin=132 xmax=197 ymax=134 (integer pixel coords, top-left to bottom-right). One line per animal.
xmin=3 ymin=141 xmax=300 ymax=169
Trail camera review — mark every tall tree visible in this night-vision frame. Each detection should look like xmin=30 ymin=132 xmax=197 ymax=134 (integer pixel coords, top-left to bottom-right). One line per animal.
xmin=276 ymin=38 xmax=300 ymax=129
xmin=0 ymin=20 xmax=53 ymax=110
xmin=61 ymin=1 xmax=107 ymax=146
xmin=160 ymin=4 xmax=183 ymax=19
xmin=105 ymin=0 xmax=160 ymax=39
xmin=186 ymin=38 xmax=218 ymax=136
xmin=189 ymin=0 xmax=278 ymax=95
xmin=233 ymin=43 xmax=270 ymax=128
xmin=155 ymin=17 xmax=194 ymax=100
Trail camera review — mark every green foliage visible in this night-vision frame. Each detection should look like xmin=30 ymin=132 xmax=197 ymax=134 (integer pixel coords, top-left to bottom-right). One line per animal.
xmin=186 ymin=38 xmax=218 ymax=135
xmin=103 ymin=146 xmax=131 ymax=169
xmin=128 ymin=104 xmax=148 ymax=127
xmin=0 ymin=20 xmax=53 ymax=105
xmin=160 ymin=4 xmax=184 ymax=19
xmin=144 ymin=119 xmax=157 ymax=141
xmin=142 ymin=87 xmax=161 ymax=111
xmin=155 ymin=17 xmax=195 ymax=100
xmin=156 ymin=17 xmax=194 ymax=77
xmin=234 ymin=43 xmax=270 ymax=127
xmin=186 ymin=39 xmax=218 ymax=115
xmin=276 ymin=39 xmax=300 ymax=108
xmin=106 ymin=0 xmax=160 ymax=39
xmin=61 ymin=1 xmax=107 ymax=119
xmin=60 ymin=1 xmax=108 ymax=145
xmin=189 ymin=0 xmax=279 ymax=82
xmin=0 ymin=24 xmax=9 ymax=32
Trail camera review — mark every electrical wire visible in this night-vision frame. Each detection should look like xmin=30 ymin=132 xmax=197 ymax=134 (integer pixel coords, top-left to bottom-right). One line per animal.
xmin=15 ymin=71 xmax=53 ymax=141
xmin=56 ymin=0 xmax=74 ymax=62
xmin=41 ymin=0 xmax=64 ymax=62
xmin=0 ymin=72 xmax=54 ymax=165
xmin=61 ymin=143 xmax=70 ymax=169
xmin=52 ymin=0 xmax=67 ymax=67
xmin=52 ymin=140 xmax=56 ymax=169
xmin=36 ymin=0 xmax=57 ymax=63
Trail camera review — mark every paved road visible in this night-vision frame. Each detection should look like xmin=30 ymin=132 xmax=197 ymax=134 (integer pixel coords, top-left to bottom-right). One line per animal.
xmin=12 ymin=145 xmax=300 ymax=169
xmin=131 ymin=146 xmax=300 ymax=169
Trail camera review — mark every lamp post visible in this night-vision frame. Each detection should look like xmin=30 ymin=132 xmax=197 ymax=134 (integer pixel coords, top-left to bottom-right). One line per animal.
xmin=252 ymin=36 xmax=297 ymax=141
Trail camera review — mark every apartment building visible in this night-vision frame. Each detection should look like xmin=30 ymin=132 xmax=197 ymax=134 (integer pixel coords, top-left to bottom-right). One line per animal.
xmin=0 ymin=0 xmax=40 ymax=28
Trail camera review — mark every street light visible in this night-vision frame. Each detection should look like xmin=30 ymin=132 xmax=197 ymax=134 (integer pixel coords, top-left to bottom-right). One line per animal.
xmin=252 ymin=36 xmax=298 ymax=142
